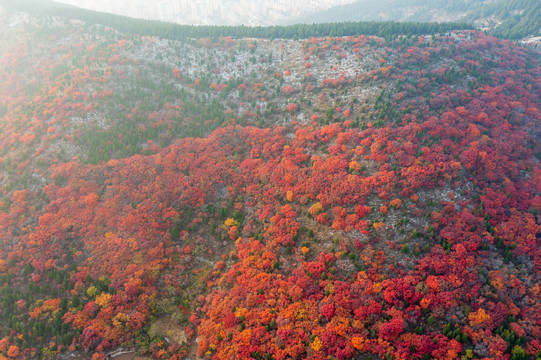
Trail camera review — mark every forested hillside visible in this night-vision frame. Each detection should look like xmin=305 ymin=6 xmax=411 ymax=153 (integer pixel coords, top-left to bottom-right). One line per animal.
xmin=464 ymin=0 xmax=541 ymax=39
xmin=0 ymin=3 xmax=540 ymax=360
xmin=289 ymin=0 xmax=541 ymax=40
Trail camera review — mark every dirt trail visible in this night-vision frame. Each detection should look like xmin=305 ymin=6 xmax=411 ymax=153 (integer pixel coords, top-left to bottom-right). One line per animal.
xmin=110 ymin=352 xmax=151 ymax=360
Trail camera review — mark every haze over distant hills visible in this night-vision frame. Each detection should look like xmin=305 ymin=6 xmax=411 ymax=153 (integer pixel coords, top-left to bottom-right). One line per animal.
xmin=48 ymin=0 xmax=541 ymax=40
xmin=286 ymin=0 xmax=541 ymax=40
xmin=52 ymin=0 xmax=357 ymax=26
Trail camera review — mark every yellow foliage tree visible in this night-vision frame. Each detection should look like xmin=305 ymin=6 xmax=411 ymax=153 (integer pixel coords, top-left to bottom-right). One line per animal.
xmin=469 ymin=308 xmax=490 ymax=325
xmin=86 ymin=286 xmax=98 ymax=297
xmin=311 ymin=336 xmax=322 ymax=351
xmin=349 ymin=160 xmax=362 ymax=172
xmin=286 ymin=190 xmax=294 ymax=202
xmin=95 ymin=293 xmax=112 ymax=308
xmin=373 ymin=221 xmax=385 ymax=230
xmin=308 ymin=202 xmax=324 ymax=217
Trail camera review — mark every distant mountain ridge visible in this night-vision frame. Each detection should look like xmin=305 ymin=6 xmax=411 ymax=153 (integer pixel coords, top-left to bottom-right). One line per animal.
xmin=0 ymin=0 xmax=473 ymax=42
xmin=285 ymin=0 xmax=541 ymax=39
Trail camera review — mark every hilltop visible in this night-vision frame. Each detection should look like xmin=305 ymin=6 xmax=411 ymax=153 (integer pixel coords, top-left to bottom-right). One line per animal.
xmin=0 ymin=4 xmax=540 ymax=360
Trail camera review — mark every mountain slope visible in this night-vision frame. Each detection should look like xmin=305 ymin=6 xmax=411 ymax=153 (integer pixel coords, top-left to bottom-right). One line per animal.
xmin=464 ymin=0 xmax=541 ymax=39
xmin=0 ymin=5 xmax=540 ymax=360
xmin=285 ymin=0 xmax=483 ymax=24
xmin=287 ymin=0 xmax=541 ymax=39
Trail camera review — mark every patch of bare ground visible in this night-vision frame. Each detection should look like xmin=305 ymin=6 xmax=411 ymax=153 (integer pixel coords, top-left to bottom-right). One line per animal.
xmin=149 ymin=316 xmax=189 ymax=346
xmin=130 ymin=34 xmax=385 ymax=127
xmin=109 ymin=352 xmax=151 ymax=360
